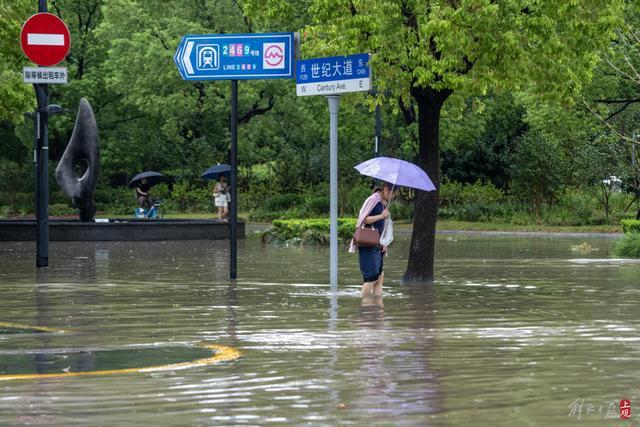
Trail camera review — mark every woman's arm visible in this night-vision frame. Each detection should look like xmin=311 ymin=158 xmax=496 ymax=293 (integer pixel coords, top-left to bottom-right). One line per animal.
xmin=364 ymin=208 xmax=389 ymax=224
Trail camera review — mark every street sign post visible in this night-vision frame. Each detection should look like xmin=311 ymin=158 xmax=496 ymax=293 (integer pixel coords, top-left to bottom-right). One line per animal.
xmin=21 ymin=6 xmax=71 ymax=268
xmin=174 ymin=33 xmax=296 ymax=81
xmin=295 ymin=53 xmax=371 ymax=289
xmin=20 ymin=12 xmax=70 ymax=66
xmin=174 ymin=32 xmax=298 ymax=280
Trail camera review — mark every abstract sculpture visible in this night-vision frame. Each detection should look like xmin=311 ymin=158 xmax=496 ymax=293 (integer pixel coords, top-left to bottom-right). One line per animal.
xmin=55 ymin=98 xmax=100 ymax=222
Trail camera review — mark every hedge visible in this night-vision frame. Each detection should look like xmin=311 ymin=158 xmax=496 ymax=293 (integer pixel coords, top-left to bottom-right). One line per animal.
xmin=612 ymin=233 xmax=640 ymax=258
xmin=621 ymin=219 xmax=640 ymax=234
xmin=263 ymin=218 xmax=357 ymax=246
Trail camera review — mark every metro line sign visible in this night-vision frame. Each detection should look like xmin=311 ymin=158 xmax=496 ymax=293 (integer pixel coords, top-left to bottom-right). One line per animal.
xmin=173 ymin=32 xmax=296 ymax=81
xmin=20 ymin=13 xmax=70 ymax=67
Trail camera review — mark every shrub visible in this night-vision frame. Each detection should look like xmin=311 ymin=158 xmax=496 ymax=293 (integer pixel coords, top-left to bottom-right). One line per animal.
xmin=389 ymin=201 xmax=414 ymax=220
xmin=439 ymin=179 xmax=464 ymax=207
xmin=612 ymin=233 xmax=640 ymax=258
xmin=96 ymin=187 xmax=137 ymax=215
xmin=621 ymin=219 xmax=640 ymax=234
xmin=301 ymin=229 xmax=330 ymax=246
xmin=250 ymin=210 xmax=287 ymax=222
xmin=262 ymin=218 xmax=357 ymax=246
xmin=608 ymin=191 xmax=635 ymax=218
xmin=510 ymin=131 xmax=566 ymax=217
xmin=541 ymin=203 xmax=602 ymax=227
xmin=509 ymin=210 xmax=535 ymax=225
xmin=437 ymin=179 xmax=507 ymax=222
xmin=166 ymin=180 xmax=209 ymax=212
xmin=460 ymin=180 xmax=505 ymax=205
xmin=240 ymin=183 xmax=277 ymax=212
xmin=304 ymin=195 xmax=329 ymax=215
xmin=0 ymin=192 xmax=34 ymax=216
xmin=264 ymin=193 xmax=305 ymax=211
xmin=345 ymin=183 xmax=373 ymax=215
xmin=555 ymin=189 xmax=598 ymax=225
xmin=0 ymin=205 xmax=12 ymax=218
xmin=437 ymin=206 xmax=457 ymax=219
xmin=49 ymin=203 xmax=75 ymax=217
xmin=457 ymin=203 xmax=490 ymax=222
xmin=541 ymin=206 xmax=580 ymax=226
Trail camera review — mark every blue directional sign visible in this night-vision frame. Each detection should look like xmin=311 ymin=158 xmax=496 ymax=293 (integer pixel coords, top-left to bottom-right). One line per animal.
xmin=174 ymin=33 xmax=296 ymax=80
xmin=296 ymin=53 xmax=371 ymax=96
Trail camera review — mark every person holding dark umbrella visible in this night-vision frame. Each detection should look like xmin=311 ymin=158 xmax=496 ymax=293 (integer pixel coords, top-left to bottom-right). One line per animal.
xmin=212 ymin=174 xmax=230 ymax=221
xmin=135 ymin=178 xmax=153 ymax=212
xmin=202 ymin=164 xmax=232 ymax=221
xmin=128 ymin=171 xmax=166 ymax=218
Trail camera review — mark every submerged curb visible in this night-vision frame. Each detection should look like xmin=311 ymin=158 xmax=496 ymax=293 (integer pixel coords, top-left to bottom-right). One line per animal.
xmin=0 ymin=343 xmax=240 ymax=381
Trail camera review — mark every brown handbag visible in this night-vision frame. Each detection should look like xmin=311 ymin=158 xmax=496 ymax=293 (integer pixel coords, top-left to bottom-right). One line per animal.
xmin=353 ymin=225 xmax=380 ymax=248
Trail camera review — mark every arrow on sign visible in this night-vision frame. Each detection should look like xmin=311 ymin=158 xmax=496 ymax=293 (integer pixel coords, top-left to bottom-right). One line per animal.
xmin=182 ymin=41 xmax=194 ymax=75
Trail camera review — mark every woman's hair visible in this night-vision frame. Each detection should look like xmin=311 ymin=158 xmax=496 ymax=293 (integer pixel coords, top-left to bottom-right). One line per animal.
xmin=372 ymin=181 xmax=393 ymax=194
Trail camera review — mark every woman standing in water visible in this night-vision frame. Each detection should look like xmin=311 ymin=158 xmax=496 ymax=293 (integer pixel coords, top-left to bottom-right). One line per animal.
xmin=349 ymin=182 xmax=394 ymax=297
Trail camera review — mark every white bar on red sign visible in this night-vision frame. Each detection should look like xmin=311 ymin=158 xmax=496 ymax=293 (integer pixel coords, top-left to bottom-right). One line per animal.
xmin=27 ymin=33 xmax=65 ymax=46
xmin=23 ymin=67 xmax=68 ymax=84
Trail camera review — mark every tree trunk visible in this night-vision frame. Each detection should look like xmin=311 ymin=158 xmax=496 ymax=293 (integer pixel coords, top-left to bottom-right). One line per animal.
xmin=402 ymin=87 xmax=451 ymax=285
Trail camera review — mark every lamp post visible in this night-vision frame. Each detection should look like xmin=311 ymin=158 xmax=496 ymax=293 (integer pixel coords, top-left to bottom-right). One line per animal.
xmin=27 ymin=103 xmax=70 ymax=267
xmin=375 ymin=104 xmax=381 ymax=157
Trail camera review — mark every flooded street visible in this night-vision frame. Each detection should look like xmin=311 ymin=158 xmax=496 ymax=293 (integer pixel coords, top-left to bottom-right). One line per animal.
xmin=1 ymin=233 xmax=639 ymax=425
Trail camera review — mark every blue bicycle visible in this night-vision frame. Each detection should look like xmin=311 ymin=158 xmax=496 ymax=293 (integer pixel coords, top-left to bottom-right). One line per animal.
xmin=134 ymin=199 xmax=163 ymax=219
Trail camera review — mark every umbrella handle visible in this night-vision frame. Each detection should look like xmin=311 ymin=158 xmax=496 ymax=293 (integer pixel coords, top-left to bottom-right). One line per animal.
xmin=387 ymin=183 xmax=396 ymax=216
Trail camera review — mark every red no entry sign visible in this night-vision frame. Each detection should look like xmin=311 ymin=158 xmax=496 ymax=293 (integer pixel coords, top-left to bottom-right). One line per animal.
xmin=20 ymin=13 xmax=70 ymax=67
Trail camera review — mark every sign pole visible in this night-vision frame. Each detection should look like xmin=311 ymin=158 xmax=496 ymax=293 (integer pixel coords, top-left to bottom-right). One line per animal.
xmin=35 ymin=0 xmax=49 ymax=268
xmin=296 ymin=53 xmax=371 ymax=287
xmin=328 ymin=95 xmax=340 ymax=287
xmin=230 ymin=80 xmax=238 ymax=279
xmin=174 ymin=33 xmax=297 ymax=281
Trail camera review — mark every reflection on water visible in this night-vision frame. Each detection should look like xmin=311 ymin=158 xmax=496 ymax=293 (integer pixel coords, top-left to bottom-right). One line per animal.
xmin=0 ymin=234 xmax=638 ymax=425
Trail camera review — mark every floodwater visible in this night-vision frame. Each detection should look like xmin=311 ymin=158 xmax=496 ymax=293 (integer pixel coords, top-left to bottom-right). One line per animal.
xmin=0 ymin=231 xmax=639 ymax=426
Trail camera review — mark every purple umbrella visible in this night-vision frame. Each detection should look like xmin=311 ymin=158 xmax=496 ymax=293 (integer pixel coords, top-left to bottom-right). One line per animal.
xmin=354 ymin=157 xmax=436 ymax=191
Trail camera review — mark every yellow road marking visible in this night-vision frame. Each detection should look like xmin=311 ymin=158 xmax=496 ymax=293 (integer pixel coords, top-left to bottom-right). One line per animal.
xmin=0 ymin=344 xmax=240 ymax=381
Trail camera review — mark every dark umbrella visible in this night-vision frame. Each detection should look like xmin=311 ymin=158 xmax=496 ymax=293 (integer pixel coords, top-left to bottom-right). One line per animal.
xmin=201 ymin=163 xmax=231 ymax=180
xmin=128 ymin=171 xmax=167 ymax=188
